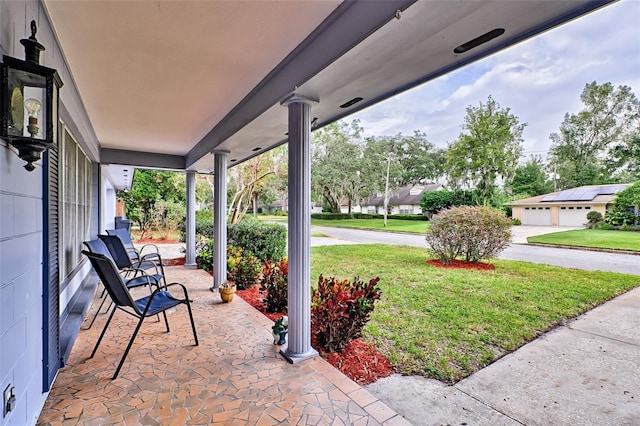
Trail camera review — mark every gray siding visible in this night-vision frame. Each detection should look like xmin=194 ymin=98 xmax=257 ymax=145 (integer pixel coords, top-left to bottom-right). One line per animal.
xmin=0 ymin=1 xmax=102 ymax=424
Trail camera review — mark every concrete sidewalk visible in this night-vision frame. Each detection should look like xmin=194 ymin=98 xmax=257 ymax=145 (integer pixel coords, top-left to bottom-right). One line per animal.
xmin=366 ymin=286 xmax=640 ymax=425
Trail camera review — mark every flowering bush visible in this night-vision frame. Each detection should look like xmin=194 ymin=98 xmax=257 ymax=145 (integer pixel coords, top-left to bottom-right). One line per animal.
xmin=311 ymin=275 xmax=382 ymax=353
xmin=260 ymin=258 xmax=288 ymax=313
xmin=425 ymin=206 xmax=512 ymax=264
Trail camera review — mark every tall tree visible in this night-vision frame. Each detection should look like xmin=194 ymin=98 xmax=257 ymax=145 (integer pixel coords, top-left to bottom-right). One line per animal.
xmin=395 ymin=131 xmax=446 ymax=185
xmin=446 ymin=96 xmax=526 ymax=205
xmin=508 ymin=156 xmax=552 ymax=197
xmin=548 ymin=81 xmax=640 ymax=189
xmin=227 ymin=151 xmax=278 ymax=223
xmin=311 ymin=120 xmax=365 ymax=213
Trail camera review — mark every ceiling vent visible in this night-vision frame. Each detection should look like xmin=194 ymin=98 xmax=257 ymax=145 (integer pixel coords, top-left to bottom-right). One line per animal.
xmin=454 ymin=28 xmax=505 ymax=54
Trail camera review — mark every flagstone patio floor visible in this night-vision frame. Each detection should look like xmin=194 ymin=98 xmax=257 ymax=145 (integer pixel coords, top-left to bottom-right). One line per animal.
xmin=37 ymin=266 xmax=411 ymax=425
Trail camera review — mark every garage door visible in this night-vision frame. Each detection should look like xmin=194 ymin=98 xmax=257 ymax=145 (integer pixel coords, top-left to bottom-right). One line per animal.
xmin=559 ymin=206 xmax=590 ymax=226
xmin=522 ymin=207 xmax=551 ymax=225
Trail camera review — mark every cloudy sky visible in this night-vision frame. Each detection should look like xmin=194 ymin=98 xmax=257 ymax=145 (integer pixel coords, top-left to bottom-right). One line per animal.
xmin=350 ymin=0 xmax=640 ymax=161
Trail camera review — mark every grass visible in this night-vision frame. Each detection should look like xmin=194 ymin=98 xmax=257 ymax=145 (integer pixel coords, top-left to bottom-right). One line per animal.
xmin=311 ymin=218 xmax=428 ymax=234
xmin=528 ymin=229 xmax=640 ymax=252
xmin=310 ymin=244 xmax=639 ymax=383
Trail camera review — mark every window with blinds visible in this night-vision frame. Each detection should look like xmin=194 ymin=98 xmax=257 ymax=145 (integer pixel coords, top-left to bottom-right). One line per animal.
xmin=60 ymin=127 xmax=92 ymax=279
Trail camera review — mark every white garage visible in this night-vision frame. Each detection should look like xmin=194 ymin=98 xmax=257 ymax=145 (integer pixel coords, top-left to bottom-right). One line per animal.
xmin=558 ymin=206 xmax=592 ymax=227
xmin=508 ymin=183 xmax=633 ymax=227
xmin=522 ymin=206 xmax=552 ymax=225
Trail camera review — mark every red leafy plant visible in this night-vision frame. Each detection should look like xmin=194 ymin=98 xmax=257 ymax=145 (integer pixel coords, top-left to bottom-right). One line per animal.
xmin=311 ymin=275 xmax=382 ymax=353
xmin=260 ymin=258 xmax=288 ymax=313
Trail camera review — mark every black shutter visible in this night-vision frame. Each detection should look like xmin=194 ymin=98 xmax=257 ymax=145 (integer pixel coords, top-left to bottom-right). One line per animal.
xmin=42 ymin=147 xmax=61 ymax=391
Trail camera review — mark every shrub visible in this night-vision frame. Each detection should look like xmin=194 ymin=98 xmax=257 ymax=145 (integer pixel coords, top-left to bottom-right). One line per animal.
xmin=273 ymin=210 xmax=288 ymax=216
xmin=260 ymin=258 xmax=288 ymax=313
xmin=196 ymin=241 xmax=214 ymax=271
xmin=233 ymin=252 xmax=263 ymax=290
xmin=586 ymin=211 xmax=603 ymax=229
xmin=195 ymin=243 xmax=261 ymax=288
xmin=226 ymin=244 xmax=244 ymax=277
xmin=311 ymin=275 xmax=382 ymax=353
xmin=425 ymin=206 xmax=512 ymax=264
xmin=228 ymin=221 xmax=286 ymax=262
xmin=511 ymin=217 xmax=522 ymax=225
xmin=594 ymin=221 xmax=616 ymax=230
xmin=604 ymin=209 xmax=635 ymax=227
xmin=388 ymin=214 xmax=428 ymax=221
xmin=619 ymin=224 xmax=640 ymax=232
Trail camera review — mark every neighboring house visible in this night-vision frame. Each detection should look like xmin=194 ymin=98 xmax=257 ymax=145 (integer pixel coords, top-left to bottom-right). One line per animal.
xmin=508 ymin=183 xmax=633 ymax=227
xmin=362 ymin=184 xmax=444 ymax=215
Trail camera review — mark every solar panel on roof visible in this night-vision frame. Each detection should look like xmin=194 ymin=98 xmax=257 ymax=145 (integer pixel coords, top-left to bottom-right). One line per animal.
xmin=539 ymin=184 xmax=631 ymax=202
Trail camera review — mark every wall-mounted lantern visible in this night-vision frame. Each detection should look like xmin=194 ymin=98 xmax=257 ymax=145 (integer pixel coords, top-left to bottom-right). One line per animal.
xmin=1 ymin=20 xmax=63 ymax=171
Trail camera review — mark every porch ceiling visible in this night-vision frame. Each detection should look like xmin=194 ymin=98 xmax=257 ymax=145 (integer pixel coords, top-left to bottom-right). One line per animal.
xmin=44 ymin=0 xmax=614 ymax=189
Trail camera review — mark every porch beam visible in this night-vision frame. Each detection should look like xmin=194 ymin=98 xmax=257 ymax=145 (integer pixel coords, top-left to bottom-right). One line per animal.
xmin=212 ymin=151 xmax=229 ymax=290
xmin=185 ymin=171 xmax=197 ymax=266
xmin=280 ymin=94 xmax=318 ymax=363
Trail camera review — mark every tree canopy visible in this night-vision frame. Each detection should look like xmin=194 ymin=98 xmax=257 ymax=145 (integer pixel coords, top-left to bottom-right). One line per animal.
xmin=446 ymin=96 xmax=526 ymax=205
xmin=508 ymin=156 xmax=553 ymax=197
xmin=548 ymin=81 xmax=640 ymax=189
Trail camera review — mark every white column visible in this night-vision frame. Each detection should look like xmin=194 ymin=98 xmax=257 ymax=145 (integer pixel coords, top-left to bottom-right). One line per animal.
xmin=185 ymin=171 xmax=197 ymax=266
xmin=212 ymin=151 xmax=229 ymax=290
xmin=280 ymin=94 xmax=318 ymax=363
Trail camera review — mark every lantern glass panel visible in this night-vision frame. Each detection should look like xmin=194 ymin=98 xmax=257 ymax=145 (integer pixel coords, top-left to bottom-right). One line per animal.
xmin=7 ymin=67 xmax=47 ymax=140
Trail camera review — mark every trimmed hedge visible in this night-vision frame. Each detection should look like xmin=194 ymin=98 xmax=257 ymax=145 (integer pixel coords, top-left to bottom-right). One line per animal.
xmin=310 ymin=212 xmax=427 ymax=221
xmin=227 ymin=221 xmax=287 ymax=262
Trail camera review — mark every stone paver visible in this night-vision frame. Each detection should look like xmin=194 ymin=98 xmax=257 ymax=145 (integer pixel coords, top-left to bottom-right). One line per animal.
xmin=37 ymin=266 xmax=408 ymax=425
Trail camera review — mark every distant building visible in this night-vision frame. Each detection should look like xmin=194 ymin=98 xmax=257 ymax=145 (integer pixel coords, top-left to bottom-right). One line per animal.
xmin=507 ymin=183 xmax=633 ymax=226
xmin=362 ymin=184 xmax=444 ymax=215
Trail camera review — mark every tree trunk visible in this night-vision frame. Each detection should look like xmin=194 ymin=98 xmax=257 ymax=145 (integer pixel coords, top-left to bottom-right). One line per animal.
xmin=252 ymin=192 xmax=259 ymax=217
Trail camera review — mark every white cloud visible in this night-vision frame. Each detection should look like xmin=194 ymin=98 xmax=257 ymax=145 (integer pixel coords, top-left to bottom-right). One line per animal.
xmin=351 ymin=0 xmax=640 ymax=160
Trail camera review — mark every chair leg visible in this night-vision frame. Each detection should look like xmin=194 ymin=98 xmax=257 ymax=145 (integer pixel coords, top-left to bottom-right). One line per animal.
xmin=113 ymin=315 xmax=146 ymax=379
xmin=83 ymin=295 xmax=110 ymax=330
xmin=185 ymin=299 xmax=199 ymax=346
xmin=162 ymin=311 xmax=170 ymax=332
xmin=90 ymin=306 xmax=117 ymax=358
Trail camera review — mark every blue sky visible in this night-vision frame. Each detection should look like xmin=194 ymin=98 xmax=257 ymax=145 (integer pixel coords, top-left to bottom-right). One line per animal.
xmin=351 ymin=0 xmax=640 ymax=161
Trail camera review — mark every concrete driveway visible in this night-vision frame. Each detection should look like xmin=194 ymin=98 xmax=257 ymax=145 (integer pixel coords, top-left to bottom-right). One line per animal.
xmin=509 ymin=225 xmax=581 ymax=243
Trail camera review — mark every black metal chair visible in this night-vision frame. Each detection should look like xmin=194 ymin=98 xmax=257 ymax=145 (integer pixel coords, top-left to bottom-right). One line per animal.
xmin=99 ymin=234 xmax=166 ymax=286
xmin=82 ymin=239 xmax=163 ymax=329
xmin=82 ymin=250 xmax=198 ymax=379
xmin=106 ymin=228 xmax=163 ymax=266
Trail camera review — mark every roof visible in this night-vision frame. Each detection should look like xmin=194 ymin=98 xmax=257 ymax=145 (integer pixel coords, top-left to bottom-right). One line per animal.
xmin=508 ymin=183 xmax=633 ymax=206
xmin=364 ymin=184 xmax=443 ymax=206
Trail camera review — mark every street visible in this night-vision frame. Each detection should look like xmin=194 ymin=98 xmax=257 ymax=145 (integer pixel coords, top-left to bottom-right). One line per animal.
xmin=313 ymin=226 xmax=640 ymax=276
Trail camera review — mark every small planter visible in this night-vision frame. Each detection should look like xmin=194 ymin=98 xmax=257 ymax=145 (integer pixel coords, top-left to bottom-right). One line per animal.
xmin=219 ymin=283 xmax=236 ymax=303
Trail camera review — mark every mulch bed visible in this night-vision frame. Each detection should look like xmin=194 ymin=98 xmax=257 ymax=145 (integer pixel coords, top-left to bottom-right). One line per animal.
xmin=163 ymin=257 xmax=186 ymax=266
xmin=136 ymin=238 xmax=180 ymax=244
xmin=236 ymin=285 xmax=395 ymax=385
xmin=427 ymin=259 xmax=495 ymax=270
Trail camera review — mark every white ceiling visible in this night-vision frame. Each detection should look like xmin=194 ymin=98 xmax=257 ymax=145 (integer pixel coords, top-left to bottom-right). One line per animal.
xmin=43 ymin=0 xmax=615 ymax=189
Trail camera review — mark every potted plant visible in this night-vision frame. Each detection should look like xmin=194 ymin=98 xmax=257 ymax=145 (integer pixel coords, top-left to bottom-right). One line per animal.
xmin=219 ymin=281 xmax=236 ymax=303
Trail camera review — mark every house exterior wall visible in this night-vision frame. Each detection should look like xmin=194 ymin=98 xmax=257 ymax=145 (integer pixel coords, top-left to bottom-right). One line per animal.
xmin=1 ymin=2 xmax=103 ymax=424
xmin=514 ymin=204 xmax=608 ymax=227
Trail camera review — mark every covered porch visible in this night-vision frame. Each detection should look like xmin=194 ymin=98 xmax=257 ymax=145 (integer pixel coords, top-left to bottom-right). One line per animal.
xmin=37 ymin=265 xmax=407 ymax=425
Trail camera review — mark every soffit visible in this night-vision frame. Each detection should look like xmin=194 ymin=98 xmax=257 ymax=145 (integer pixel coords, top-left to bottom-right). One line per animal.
xmin=44 ymin=0 xmax=341 ymax=156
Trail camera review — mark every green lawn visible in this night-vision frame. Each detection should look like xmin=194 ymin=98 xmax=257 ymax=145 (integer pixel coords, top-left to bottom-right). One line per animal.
xmin=311 ymin=244 xmax=639 ymax=383
xmin=311 ymin=218 xmax=428 ymax=234
xmin=528 ymin=229 xmax=640 ymax=252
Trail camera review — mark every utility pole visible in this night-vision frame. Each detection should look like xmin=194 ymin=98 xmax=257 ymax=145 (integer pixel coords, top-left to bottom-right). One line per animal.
xmin=383 ymin=155 xmax=391 ymax=227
